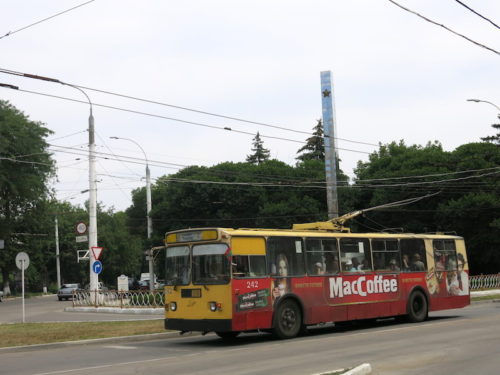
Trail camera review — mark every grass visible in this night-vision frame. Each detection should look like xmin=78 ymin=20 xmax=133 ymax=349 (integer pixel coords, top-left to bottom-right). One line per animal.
xmin=0 ymin=319 xmax=166 ymax=348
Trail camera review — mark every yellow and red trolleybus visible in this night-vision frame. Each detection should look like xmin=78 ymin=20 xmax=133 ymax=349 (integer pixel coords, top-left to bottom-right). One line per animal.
xmin=163 ymin=215 xmax=469 ymax=339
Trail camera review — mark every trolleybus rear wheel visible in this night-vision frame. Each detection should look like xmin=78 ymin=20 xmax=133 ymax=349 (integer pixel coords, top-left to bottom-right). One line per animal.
xmin=273 ymin=299 xmax=302 ymax=339
xmin=407 ymin=290 xmax=428 ymax=323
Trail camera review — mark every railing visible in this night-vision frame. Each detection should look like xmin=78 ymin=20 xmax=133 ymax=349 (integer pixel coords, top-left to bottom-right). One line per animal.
xmin=469 ymin=274 xmax=500 ymax=291
xmin=73 ymin=290 xmax=165 ymax=308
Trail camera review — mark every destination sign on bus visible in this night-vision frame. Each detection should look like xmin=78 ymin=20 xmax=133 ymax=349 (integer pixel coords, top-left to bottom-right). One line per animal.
xmin=166 ymin=230 xmax=218 ymax=244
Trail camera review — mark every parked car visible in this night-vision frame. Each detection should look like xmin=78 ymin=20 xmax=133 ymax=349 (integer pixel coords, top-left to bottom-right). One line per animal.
xmin=57 ymin=283 xmax=81 ymax=301
xmin=0 ymin=290 xmax=4 ymax=302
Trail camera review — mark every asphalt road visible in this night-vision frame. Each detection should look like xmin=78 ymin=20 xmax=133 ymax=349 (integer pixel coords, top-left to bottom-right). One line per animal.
xmin=1 ymin=302 xmax=500 ymax=375
xmin=0 ymin=295 xmax=161 ymax=323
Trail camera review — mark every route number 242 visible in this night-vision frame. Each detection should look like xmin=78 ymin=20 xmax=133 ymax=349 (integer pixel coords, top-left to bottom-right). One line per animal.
xmin=246 ymin=280 xmax=259 ymax=289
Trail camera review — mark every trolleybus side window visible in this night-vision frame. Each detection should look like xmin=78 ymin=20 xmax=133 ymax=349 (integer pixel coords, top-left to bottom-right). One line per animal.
xmin=401 ymin=239 xmax=427 ymax=272
xmin=267 ymin=237 xmax=305 ymax=277
xmin=232 ymin=255 xmax=267 ymax=278
xmin=433 ymin=239 xmax=458 ymax=272
xmin=305 ymin=238 xmax=339 ymax=275
xmin=340 ymin=238 xmax=372 ymax=272
xmin=372 ymin=239 xmax=401 ymax=272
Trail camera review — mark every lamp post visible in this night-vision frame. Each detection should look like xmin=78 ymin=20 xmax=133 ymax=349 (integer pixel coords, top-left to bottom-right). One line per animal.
xmin=467 ymin=99 xmax=500 ymax=112
xmin=0 ymin=74 xmax=99 ymax=291
xmin=110 ymin=136 xmax=153 ymax=291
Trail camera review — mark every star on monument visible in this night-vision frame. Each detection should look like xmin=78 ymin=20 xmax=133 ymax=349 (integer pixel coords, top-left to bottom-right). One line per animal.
xmin=322 ymin=89 xmax=331 ymax=97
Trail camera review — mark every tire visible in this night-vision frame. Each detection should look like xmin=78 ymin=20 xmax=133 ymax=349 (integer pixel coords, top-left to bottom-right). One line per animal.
xmin=407 ymin=290 xmax=428 ymax=323
xmin=215 ymin=331 xmax=240 ymax=340
xmin=272 ymin=299 xmax=302 ymax=339
xmin=58 ymin=297 xmax=62 ymax=301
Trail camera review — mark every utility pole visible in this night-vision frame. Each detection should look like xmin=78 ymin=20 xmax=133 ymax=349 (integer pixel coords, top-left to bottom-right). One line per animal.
xmin=0 ymin=69 xmax=99 ymax=291
xmin=55 ymin=216 xmax=61 ymax=289
xmin=88 ymin=107 xmax=98 ymax=291
xmin=320 ymin=70 xmax=339 ymax=219
xmin=110 ymin=136 xmax=153 ymax=291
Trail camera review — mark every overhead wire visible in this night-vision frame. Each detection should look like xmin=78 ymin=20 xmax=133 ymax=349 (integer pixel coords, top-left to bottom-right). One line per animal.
xmin=453 ymin=0 xmax=500 ymax=29
xmin=387 ymin=0 xmax=500 ymax=56
xmin=0 ymin=0 xmax=97 ymax=40
xmin=0 ymin=67 xmax=378 ymax=147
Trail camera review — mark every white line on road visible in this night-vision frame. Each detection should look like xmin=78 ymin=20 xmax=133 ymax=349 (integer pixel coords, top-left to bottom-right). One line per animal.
xmin=33 ymin=312 xmax=500 ymax=375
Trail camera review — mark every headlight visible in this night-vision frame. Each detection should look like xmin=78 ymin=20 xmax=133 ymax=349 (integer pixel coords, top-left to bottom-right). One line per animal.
xmin=169 ymin=302 xmax=177 ymax=311
xmin=209 ymin=301 xmax=222 ymax=312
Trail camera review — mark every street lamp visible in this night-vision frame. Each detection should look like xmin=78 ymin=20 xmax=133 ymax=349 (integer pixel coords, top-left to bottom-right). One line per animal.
xmin=0 ymin=72 xmax=99 ymax=292
xmin=466 ymin=99 xmax=500 ymax=112
xmin=110 ymin=136 xmax=154 ymax=291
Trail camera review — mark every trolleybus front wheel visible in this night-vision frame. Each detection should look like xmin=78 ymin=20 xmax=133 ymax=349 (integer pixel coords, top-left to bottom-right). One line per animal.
xmin=407 ymin=290 xmax=428 ymax=323
xmin=273 ymin=299 xmax=302 ymax=339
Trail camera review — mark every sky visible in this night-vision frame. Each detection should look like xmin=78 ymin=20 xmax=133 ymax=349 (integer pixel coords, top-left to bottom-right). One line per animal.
xmin=1 ymin=0 xmax=499 ymax=212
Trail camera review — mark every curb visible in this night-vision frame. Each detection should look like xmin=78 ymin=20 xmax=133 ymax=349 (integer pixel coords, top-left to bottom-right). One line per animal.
xmin=0 ymin=331 xmax=188 ymax=354
xmin=313 ymin=363 xmax=372 ymax=375
xmin=65 ymin=306 xmax=163 ymax=315
xmin=344 ymin=364 xmax=372 ymax=375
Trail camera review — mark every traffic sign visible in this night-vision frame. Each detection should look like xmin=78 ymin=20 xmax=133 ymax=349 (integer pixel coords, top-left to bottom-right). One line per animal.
xmin=92 ymin=260 xmax=103 ymax=274
xmin=76 ymin=235 xmax=88 ymax=243
xmin=91 ymin=246 xmax=103 ymax=260
xmin=76 ymin=222 xmax=88 ymax=235
xmin=15 ymin=252 xmax=30 ymax=270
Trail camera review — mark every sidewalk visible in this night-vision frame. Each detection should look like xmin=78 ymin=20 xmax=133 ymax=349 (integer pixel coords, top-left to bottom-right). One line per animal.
xmin=471 ymin=289 xmax=500 ymax=297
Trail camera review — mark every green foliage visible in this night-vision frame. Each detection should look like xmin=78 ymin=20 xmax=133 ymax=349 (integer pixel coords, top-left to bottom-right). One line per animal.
xmin=352 ymin=140 xmax=500 ymax=274
xmin=0 ymin=101 xmax=56 ymax=292
xmin=480 ymin=115 xmax=500 ymax=145
xmin=296 ymin=119 xmax=325 ymax=162
xmin=246 ymin=132 xmax=270 ymax=164
xmin=128 ymin=158 xmax=355 ymax=248
xmin=97 ymin=208 xmax=143 ymax=286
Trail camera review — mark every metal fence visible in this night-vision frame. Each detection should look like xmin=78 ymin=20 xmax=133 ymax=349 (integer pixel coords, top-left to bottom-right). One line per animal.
xmin=73 ymin=290 xmax=165 ymax=308
xmin=469 ymin=274 xmax=500 ymax=291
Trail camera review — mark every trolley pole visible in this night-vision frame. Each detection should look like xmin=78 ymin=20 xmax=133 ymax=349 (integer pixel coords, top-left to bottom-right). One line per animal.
xmin=320 ymin=71 xmax=339 ymax=219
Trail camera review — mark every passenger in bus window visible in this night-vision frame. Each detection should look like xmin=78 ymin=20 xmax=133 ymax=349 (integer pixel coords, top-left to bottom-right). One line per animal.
xmin=272 ymin=254 xmax=289 ymax=300
xmin=352 ymin=258 xmax=361 ymax=271
xmin=402 ymin=254 xmax=411 ymax=271
xmin=388 ymin=258 xmax=400 ymax=272
xmin=314 ymin=262 xmax=325 ymax=275
xmin=411 ymin=254 xmax=425 ymax=271
xmin=435 ymin=251 xmax=446 ymax=271
xmin=332 ymin=255 xmax=340 ymax=273
xmin=360 ymin=258 xmax=371 ymax=272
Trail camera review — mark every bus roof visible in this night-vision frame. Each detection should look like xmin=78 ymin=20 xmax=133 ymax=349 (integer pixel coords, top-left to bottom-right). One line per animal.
xmin=165 ymin=227 xmax=463 ymax=240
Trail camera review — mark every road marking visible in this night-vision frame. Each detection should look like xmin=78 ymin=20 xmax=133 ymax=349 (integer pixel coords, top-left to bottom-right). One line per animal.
xmin=33 ymin=312 xmax=500 ymax=375
xmin=103 ymin=345 xmax=137 ymax=350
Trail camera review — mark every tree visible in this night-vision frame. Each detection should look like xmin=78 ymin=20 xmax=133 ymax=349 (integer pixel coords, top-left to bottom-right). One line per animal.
xmin=246 ymin=132 xmax=270 ymax=165
xmin=296 ymin=119 xmax=325 ymax=162
xmin=351 ymin=140 xmax=500 ymax=274
xmin=0 ymin=101 xmax=55 ymax=294
xmin=481 ymin=115 xmax=500 ymax=146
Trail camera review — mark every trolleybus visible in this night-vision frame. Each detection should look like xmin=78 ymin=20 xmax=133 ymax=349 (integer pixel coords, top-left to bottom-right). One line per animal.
xmin=163 ymin=212 xmax=469 ymax=339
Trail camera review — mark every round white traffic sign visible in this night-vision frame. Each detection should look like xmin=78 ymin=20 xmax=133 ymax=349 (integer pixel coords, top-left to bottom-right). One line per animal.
xmin=15 ymin=252 xmax=30 ymax=270
xmin=76 ymin=222 xmax=87 ymax=235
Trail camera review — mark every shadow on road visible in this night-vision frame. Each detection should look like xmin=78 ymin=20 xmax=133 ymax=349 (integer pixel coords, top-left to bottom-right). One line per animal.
xmin=150 ymin=313 xmax=462 ymax=349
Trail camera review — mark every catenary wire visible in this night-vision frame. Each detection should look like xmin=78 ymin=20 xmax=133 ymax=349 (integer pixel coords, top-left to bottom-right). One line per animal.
xmin=0 ymin=66 xmax=378 ymax=147
xmin=0 ymin=0 xmax=97 ymax=40
xmin=387 ymin=0 xmax=500 ymax=56
xmin=3 ymin=86 xmax=372 ymax=155
xmin=453 ymin=0 xmax=500 ymax=29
